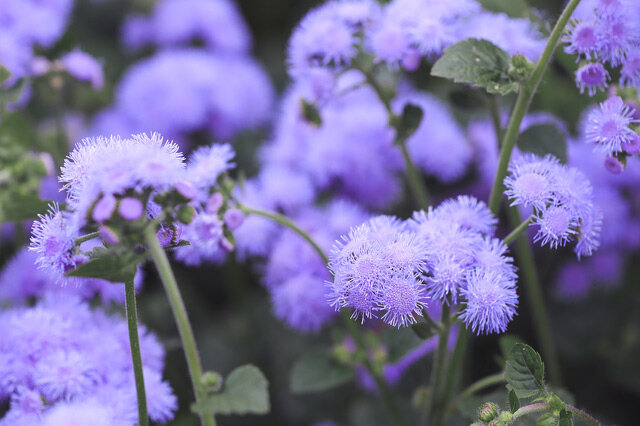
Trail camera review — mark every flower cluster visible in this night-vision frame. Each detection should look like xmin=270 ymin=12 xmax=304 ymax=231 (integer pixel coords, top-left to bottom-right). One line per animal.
xmin=288 ymin=0 xmax=544 ymax=81
xmin=566 ymin=0 xmax=640 ymax=95
xmin=30 ymin=133 xmax=239 ymax=284
xmin=328 ymin=196 xmax=518 ymax=334
xmin=0 ymin=295 xmax=176 ymax=425
xmin=504 ymin=154 xmax=602 ymax=258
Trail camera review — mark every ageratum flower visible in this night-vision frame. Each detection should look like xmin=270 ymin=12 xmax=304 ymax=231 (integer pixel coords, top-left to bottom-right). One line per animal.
xmin=0 ymin=295 xmax=176 ymax=425
xmin=575 ymin=62 xmax=610 ymax=96
xmin=585 ymin=96 xmax=638 ymax=155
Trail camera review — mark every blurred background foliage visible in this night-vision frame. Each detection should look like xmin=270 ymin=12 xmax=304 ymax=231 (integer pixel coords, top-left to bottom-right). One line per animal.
xmin=1 ymin=0 xmax=639 ymax=425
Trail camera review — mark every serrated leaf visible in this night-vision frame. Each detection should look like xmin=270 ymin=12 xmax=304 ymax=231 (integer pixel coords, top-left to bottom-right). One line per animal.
xmin=499 ymin=334 xmax=525 ymax=366
xmin=517 ymin=124 xmax=568 ymax=163
xmin=0 ymin=192 xmax=51 ymax=223
xmin=558 ymin=409 xmax=573 ymax=426
xmin=67 ymin=246 xmax=146 ymax=284
xmin=192 ymin=365 xmax=269 ymax=416
xmin=505 ymin=343 xmax=545 ymax=399
xmin=395 ymin=103 xmax=424 ymax=144
xmin=0 ymin=65 xmax=10 ymax=83
xmin=509 ymin=389 xmax=520 ymax=413
xmin=431 ymin=38 xmax=519 ymax=95
xmin=290 ymin=348 xmax=355 ymax=394
xmin=537 ymin=412 xmax=556 ymax=426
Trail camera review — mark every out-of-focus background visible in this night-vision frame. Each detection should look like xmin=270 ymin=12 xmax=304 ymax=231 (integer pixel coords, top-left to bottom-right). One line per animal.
xmin=1 ymin=0 xmax=639 ymax=425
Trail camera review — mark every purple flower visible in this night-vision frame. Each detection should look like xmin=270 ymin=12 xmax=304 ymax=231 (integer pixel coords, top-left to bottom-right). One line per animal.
xmin=575 ymin=62 xmax=610 ymax=96
xmin=185 ymin=143 xmax=235 ymax=201
xmin=564 ymin=20 xmax=598 ymax=57
xmin=271 ymin=273 xmax=336 ymax=332
xmin=504 ymin=154 xmax=559 ymax=209
xmin=585 ymin=96 xmax=638 ymax=154
xmin=174 ymin=212 xmax=226 ymax=266
xmin=61 ymin=49 xmax=104 ymax=90
xmin=435 ymin=195 xmax=496 ymax=235
xmin=459 ymin=270 xmax=518 ymax=335
xmin=621 ymin=50 xmax=640 ymax=88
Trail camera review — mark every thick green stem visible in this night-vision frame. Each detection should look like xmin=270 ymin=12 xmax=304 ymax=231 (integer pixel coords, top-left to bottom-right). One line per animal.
xmin=503 ymin=215 xmax=533 ymax=246
xmin=239 ymin=206 xmax=328 ymax=264
xmin=244 ymin=206 xmax=405 ymax=426
xmin=514 ymin=402 xmax=602 ymax=426
xmin=425 ymin=304 xmax=452 ymax=425
xmin=449 ymin=372 xmax=505 ymax=411
xmin=143 ymin=227 xmax=216 ymax=426
xmin=74 ymin=231 xmax=100 ymax=246
xmin=488 ymin=0 xmax=584 ymax=214
xmin=399 ymin=141 xmax=431 ymax=209
xmin=431 ymin=325 xmax=469 ymax=426
xmin=508 ymin=207 xmax=561 ymax=385
xmin=124 ymin=279 xmax=148 ymax=426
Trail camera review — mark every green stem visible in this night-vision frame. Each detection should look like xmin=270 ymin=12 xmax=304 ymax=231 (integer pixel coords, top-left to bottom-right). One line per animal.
xmin=449 ymin=372 xmax=505 ymax=411
xmin=513 ymin=402 xmax=602 ymax=426
xmin=426 ymin=304 xmax=452 ymax=425
xmin=431 ymin=325 xmax=469 ymax=426
xmin=399 ymin=141 xmax=431 ymax=209
xmin=240 ymin=205 xmax=328 ymax=264
xmin=488 ymin=0 xmax=583 ymax=214
xmin=124 ymin=279 xmax=148 ymax=426
xmin=143 ymin=227 xmax=216 ymax=426
xmin=508 ymin=207 xmax=561 ymax=385
xmin=358 ymin=64 xmax=430 ymax=208
xmin=74 ymin=231 xmax=100 ymax=246
xmin=503 ymin=215 xmax=533 ymax=246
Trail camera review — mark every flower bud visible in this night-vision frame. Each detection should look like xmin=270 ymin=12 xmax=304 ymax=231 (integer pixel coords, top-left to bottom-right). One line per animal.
xmin=622 ymin=132 xmax=640 ymax=155
xmin=205 ymin=193 xmax=224 ymax=213
xmin=93 ymin=194 xmax=117 ymax=223
xmin=174 ymin=179 xmax=197 ymax=201
xmin=177 ymin=205 xmax=195 ymax=225
xmin=604 ymin=155 xmax=625 ymax=174
xmin=200 ymin=371 xmax=223 ymax=394
xmin=99 ymin=225 xmax=119 ymax=245
xmin=223 ymin=208 xmax=244 ymax=230
xmin=478 ymin=401 xmax=500 ymax=422
xmin=118 ymin=197 xmax=144 ymax=221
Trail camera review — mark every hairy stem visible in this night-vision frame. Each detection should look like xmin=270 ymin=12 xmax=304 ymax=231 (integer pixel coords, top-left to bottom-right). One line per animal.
xmin=143 ymin=227 xmax=216 ymax=426
xmin=514 ymin=402 xmax=602 ymax=426
xmin=124 ymin=279 xmax=148 ymax=426
xmin=488 ymin=0 xmax=583 ymax=214
xmin=508 ymin=207 xmax=561 ymax=385
xmin=425 ymin=304 xmax=452 ymax=425
xmin=503 ymin=215 xmax=533 ymax=245
xmin=74 ymin=231 xmax=100 ymax=246
xmin=431 ymin=325 xmax=468 ymax=426
xmin=239 ymin=205 xmax=328 ymax=264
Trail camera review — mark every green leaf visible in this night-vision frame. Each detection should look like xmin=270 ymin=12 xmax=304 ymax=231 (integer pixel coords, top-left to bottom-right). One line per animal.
xmin=499 ymin=334 xmax=525 ymax=365
xmin=66 ymin=245 xmax=146 ymax=284
xmin=431 ymin=38 xmax=519 ymax=95
xmin=509 ymin=389 xmax=520 ymax=413
xmin=394 ymin=103 xmax=424 ymax=144
xmin=479 ymin=0 xmax=530 ymax=18
xmin=0 ymin=65 xmax=10 ymax=83
xmin=558 ymin=409 xmax=573 ymax=426
xmin=192 ymin=365 xmax=269 ymax=416
xmin=290 ymin=348 xmax=355 ymax=394
xmin=537 ymin=412 xmax=557 ymax=426
xmin=517 ymin=124 xmax=568 ymax=163
xmin=505 ymin=343 xmax=545 ymax=399
xmin=0 ymin=192 xmax=51 ymax=223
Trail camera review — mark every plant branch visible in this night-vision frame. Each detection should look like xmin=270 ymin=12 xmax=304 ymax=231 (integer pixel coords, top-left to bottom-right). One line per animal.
xmin=143 ymin=227 xmax=216 ymax=426
xmin=503 ymin=215 xmax=532 ymax=245
xmin=488 ymin=0 xmax=584 ymax=214
xmin=124 ymin=279 xmax=148 ymax=426
xmin=514 ymin=402 xmax=602 ymax=426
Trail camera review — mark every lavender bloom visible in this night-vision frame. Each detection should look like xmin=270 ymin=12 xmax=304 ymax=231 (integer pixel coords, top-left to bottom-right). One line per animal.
xmin=621 ymin=50 xmax=640 ymax=88
xmin=122 ymin=0 xmax=251 ymax=54
xmin=575 ymin=62 xmax=610 ymax=96
xmin=459 ymin=270 xmax=518 ymax=334
xmin=185 ymin=144 xmax=235 ymax=202
xmin=95 ymin=50 xmax=273 ymax=141
xmin=585 ymin=96 xmax=638 ymax=155
xmin=61 ymin=49 xmax=104 ymax=90
xmin=174 ymin=213 xmax=226 ymax=265
xmin=504 ymin=154 xmax=602 ymax=257
xmin=0 ymin=296 xmax=176 ymax=424
xmin=564 ymin=21 xmax=598 ymax=58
